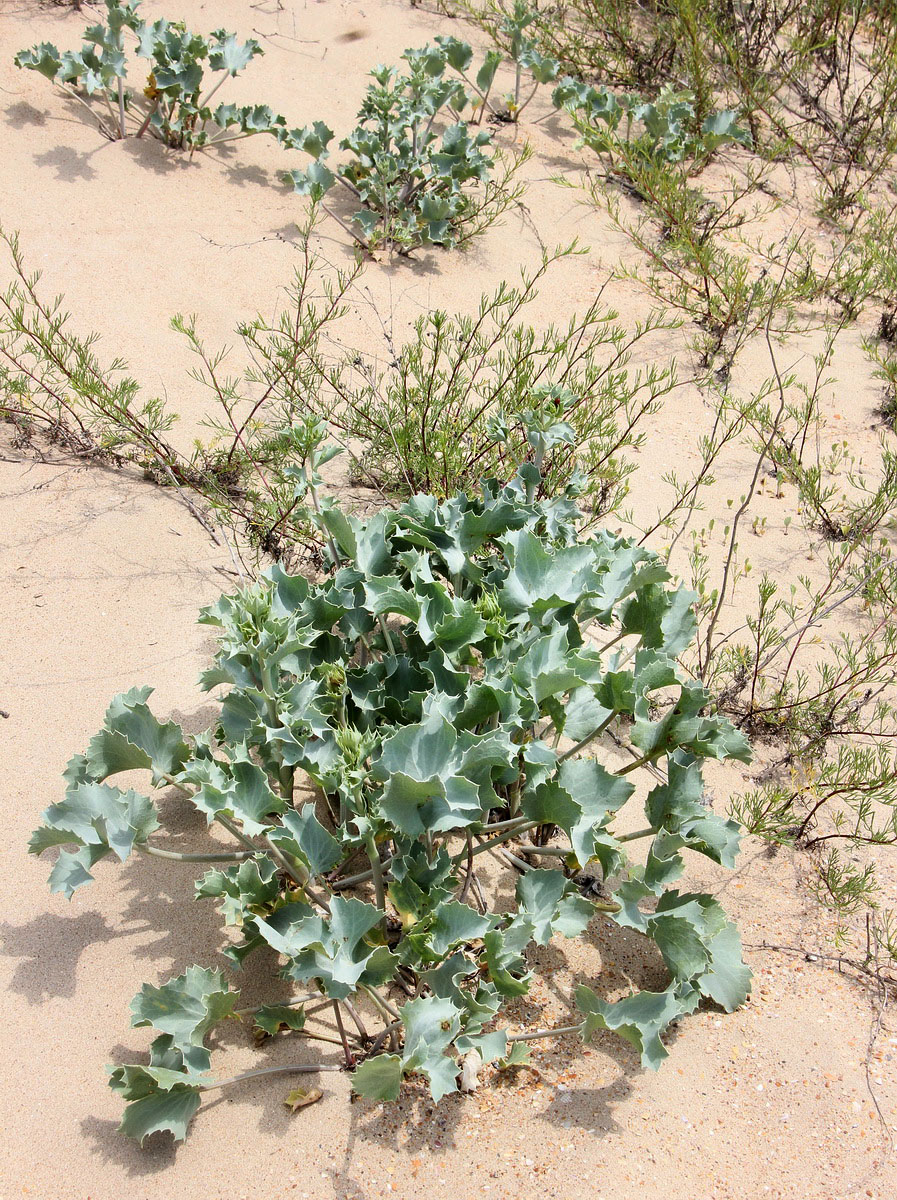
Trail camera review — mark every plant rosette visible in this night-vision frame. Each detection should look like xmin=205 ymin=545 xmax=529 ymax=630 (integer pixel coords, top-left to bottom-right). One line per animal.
xmin=30 ymin=419 xmax=752 ymax=1142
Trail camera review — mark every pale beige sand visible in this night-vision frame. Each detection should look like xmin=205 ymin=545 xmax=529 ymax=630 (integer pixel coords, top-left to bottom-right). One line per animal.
xmin=1 ymin=2 xmax=895 ymax=1198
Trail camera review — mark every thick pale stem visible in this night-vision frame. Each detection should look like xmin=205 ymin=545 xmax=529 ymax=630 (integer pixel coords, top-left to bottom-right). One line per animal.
xmin=365 ymin=832 xmax=387 ymax=915
xmin=479 ymin=815 xmax=531 ymax=834
xmin=136 ymin=99 xmax=158 ymax=138
xmin=332 ymin=1001 xmax=355 ymax=1067
xmin=331 ymin=864 xmax=376 ymax=890
xmin=235 ymin=993 xmax=318 ymax=1018
xmin=515 ymin=81 xmax=541 ymax=118
xmin=257 ymin=658 xmax=295 ymax=801
xmin=464 ymin=821 xmax=539 ymax=862
xmin=202 ymin=130 xmax=257 ymax=147
xmin=361 ymin=984 xmax=401 ymax=1022
xmin=341 ymin=999 xmax=370 ymax=1042
xmin=57 ymin=82 xmax=115 ymax=139
xmin=201 ymin=1063 xmax=342 ymax=1092
xmin=618 ymin=826 xmax=655 ymax=843
xmin=507 ymin=1023 xmax=582 ymax=1043
xmin=619 ymin=751 xmax=661 ymax=776
xmin=137 ymin=843 xmax=254 ymax=863
xmin=215 ymin=811 xmax=261 ymax=852
xmin=198 ymin=69 xmax=229 ymax=111
xmin=116 ymin=77 xmax=126 ymax=138
xmin=558 ymin=711 xmax=618 ymax=762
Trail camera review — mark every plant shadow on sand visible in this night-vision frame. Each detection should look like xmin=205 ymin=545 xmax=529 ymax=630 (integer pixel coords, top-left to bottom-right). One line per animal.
xmin=33 ymin=143 xmax=98 ymax=181
xmin=4 ymin=100 xmax=47 ymax=128
xmin=0 ymin=908 xmax=120 ymax=1002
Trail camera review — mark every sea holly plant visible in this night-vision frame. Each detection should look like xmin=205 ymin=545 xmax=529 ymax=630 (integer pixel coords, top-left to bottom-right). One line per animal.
xmin=434 ymin=2 xmax=560 ymax=123
xmin=553 ymin=77 xmax=751 ymax=170
xmin=285 ymin=46 xmax=527 ymax=253
xmin=30 ymin=417 xmax=752 ymax=1142
xmin=14 ymin=0 xmax=287 ymax=149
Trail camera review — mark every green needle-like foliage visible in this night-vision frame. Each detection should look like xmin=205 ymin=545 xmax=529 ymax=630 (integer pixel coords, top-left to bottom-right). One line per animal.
xmin=30 ymin=418 xmax=752 ymax=1143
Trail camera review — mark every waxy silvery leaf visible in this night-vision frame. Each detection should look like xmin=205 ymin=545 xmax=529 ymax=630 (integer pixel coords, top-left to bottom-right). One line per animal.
xmin=130 ymin=966 xmax=238 ymax=1050
xmin=648 ymin=908 xmax=712 ymax=981
xmin=558 ymin=757 xmax=632 ymax=868
xmin=256 ymin=896 xmax=397 ymax=1000
xmin=421 ymin=951 xmax=501 ymax=1035
xmin=268 ymin=804 xmax=342 ymax=877
xmin=400 ymin=994 xmax=463 ymax=1101
xmin=510 ymin=626 xmax=593 ymax=704
xmin=109 ymin=1034 xmax=210 ymax=1145
xmin=154 ymin=60 xmax=203 ymax=94
xmin=642 ymin=829 xmax=689 ymax=892
xmin=644 ymin=754 xmax=741 ymax=868
xmin=110 ymin=1078 xmax=202 ymax=1145
xmin=389 ymin=844 xmax=456 ymax=929
xmin=499 ymin=529 xmax=598 ymax=617
xmin=190 ymin=746 xmax=286 ymax=835
xmin=85 ymin=686 xmax=189 ymax=785
xmin=208 ymin=33 xmax=262 ymax=75
xmin=518 ymin=47 xmax=560 ymax=85
xmin=701 ymin=110 xmax=751 ymax=151
xmin=652 ymin=891 xmax=751 ymax=1010
xmin=424 ymin=899 xmax=494 ymax=958
xmin=374 ymin=715 xmax=514 ymax=835
xmin=379 ymin=771 xmax=481 ymax=838
xmin=30 ymin=780 xmax=159 ymax=895
xmin=515 ymin=869 xmax=595 ymax=944
xmin=253 ymin=1003 xmax=307 ymax=1037
xmin=194 ymin=855 xmax=280 ymax=926
xmin=521 ymin=778 xmax=581 ymax=835
xmin=432 ymin=595 xmax=487 ymax=656
xmin=283 ymin=119 xmax=335 ymax=158
xmin=586 ymin=544 xmax=669 ymax=622
xmin=696 ymin=918 xmax=752 ymax=1011
xmin=455 ymin=1029 xmax=510 ymax=1071
xmin=134 ymin=18 xmax=168 ymax=59
xmin=619 ymin=583 xmax=697 ymax=658
xmin=576 ymin=981 xmax=700 ymax=1069
xmin=47 ymin=844 xmax=112 ymax=899
xmin=352 ymin=1053 xmax=404 ymax=1101
xmin=363 ymin=576 xmax=421 ymax=623
xmin=14 ymin=43 xmax=63 ymax=80
xmin=287 ymin=162 xmax=336 ymax=201
xmin=35 ymin=779 xmax=158 ymax=861
xmin=475 ymin=49 xmax=502 ymax=94
xmin=263 ymin=562 xmax=311 ymax=615
xmin=434 ymin=35 xmax=473 ymax=73
xmin=562 ymin=687 xmax=613 ymax=742
xmin=483 ymin=918 xmax=533 ymax=997
xmin=212 ymin=103 xmax=282 ymax=135
xmin=632 ymin=679 xmax=751 ymax=764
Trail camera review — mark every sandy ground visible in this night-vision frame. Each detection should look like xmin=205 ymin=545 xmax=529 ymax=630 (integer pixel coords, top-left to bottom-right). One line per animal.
xmin=1 ymin=2 xmax=896 ymax=1197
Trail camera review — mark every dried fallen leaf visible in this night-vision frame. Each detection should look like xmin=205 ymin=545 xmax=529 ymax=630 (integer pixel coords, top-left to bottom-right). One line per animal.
xmin=459 ymin=1050 xmax=483 ymax=1093
xmin=284 ymin=1086 xmax=323 ymax=1112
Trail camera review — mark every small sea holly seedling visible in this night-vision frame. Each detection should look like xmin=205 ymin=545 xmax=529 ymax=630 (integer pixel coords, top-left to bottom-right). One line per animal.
xmin=14 ymin=0 xmax=289 ymax=150
xmin=30 ymin=418 xmax=752 ymax=1142
xmin=284 ymin=46 xmax=528 ymax=253
xmin=433 ymin=2 xmax=560 ymax=123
